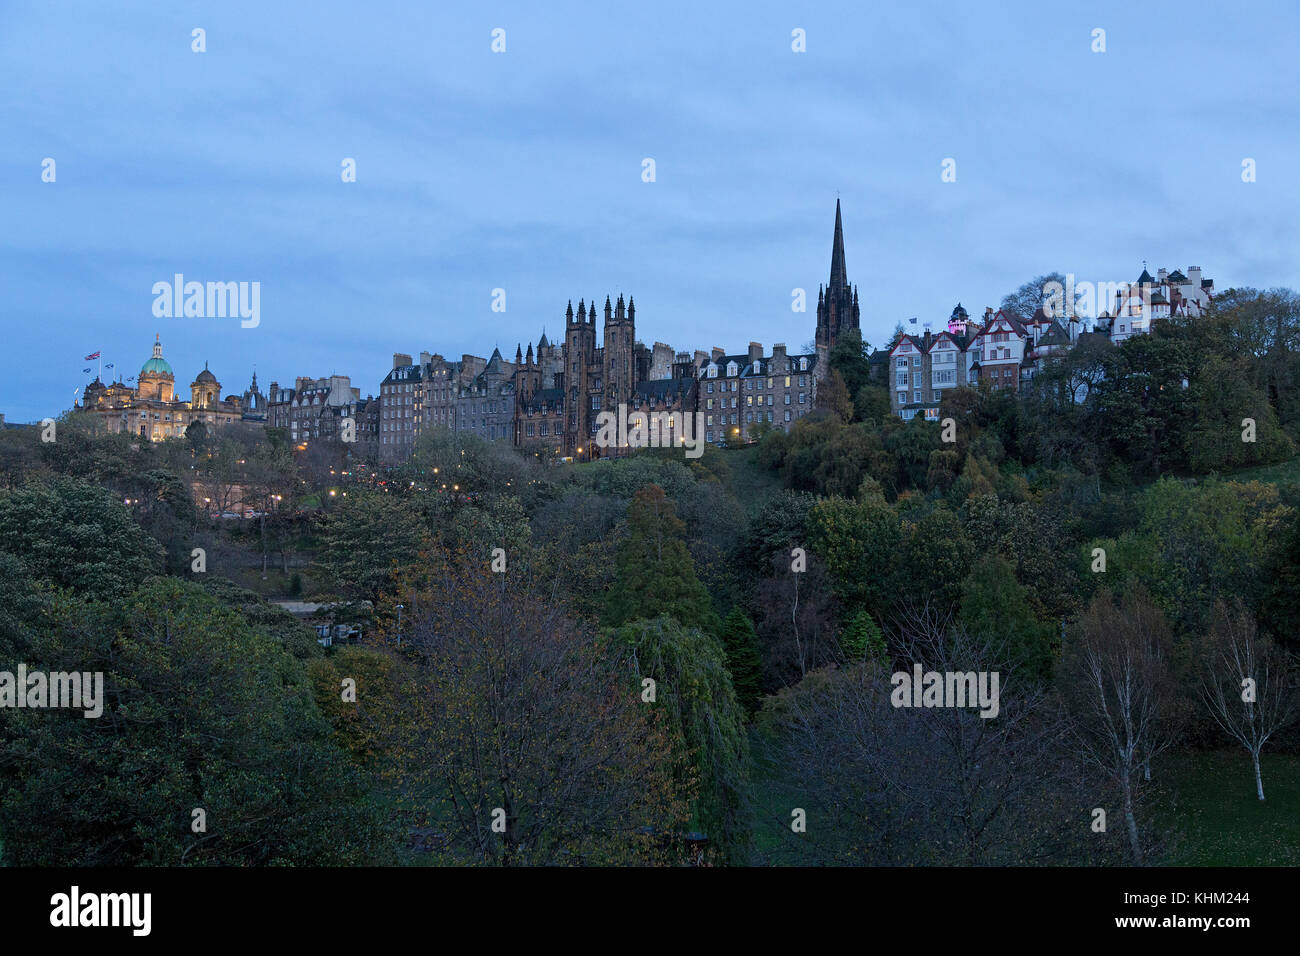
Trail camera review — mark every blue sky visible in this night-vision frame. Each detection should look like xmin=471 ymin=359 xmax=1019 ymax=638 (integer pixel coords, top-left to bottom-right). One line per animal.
xmin=3 ymin=0 xmax=1298 ymax=422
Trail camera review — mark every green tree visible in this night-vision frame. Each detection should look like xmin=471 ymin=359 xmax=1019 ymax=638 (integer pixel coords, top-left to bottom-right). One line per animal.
xmin=0 ymin=578 xmax=391 ymax=865
xmin=840 ymin=609 xmax=886 ymax=663
xmin=605 ymin=484 xmax=717 ymax=633
xmin=809 ymin=494 xmax=900 ymax=620
xmin=316 ymin=491 xmax=428 ymax=602
xmin=720 ymin=607 xmax=764 ymax=717
xmin=0 ymin=477 xmax=164 ymax=599
xmin=959 ymin=555 xmax=1056 ymax=679
xmin=609 ymin=615 xmax=752 ymax=864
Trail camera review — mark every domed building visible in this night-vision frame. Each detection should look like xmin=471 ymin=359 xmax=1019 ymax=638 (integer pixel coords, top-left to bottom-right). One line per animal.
xmin=191 ymin=362 xmax=220 ymax=409
xmin=138 ymin=335 xmax=175 ymax=401
xmin=77 ymin=334 xmax=255 ymax=441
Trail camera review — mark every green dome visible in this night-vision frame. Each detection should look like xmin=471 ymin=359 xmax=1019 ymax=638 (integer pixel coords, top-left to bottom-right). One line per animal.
xmin=141 ymin=357 xmax=173 ymax=377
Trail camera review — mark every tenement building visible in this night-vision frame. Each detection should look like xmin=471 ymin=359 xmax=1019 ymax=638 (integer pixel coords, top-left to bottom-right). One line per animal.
xmin=266 ymin=374 xmax=365 ymax=447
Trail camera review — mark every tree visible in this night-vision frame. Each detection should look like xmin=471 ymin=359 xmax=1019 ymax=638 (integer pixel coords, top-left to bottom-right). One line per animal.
xmin=0 ymin=477 xmax=164 ymax=599
xmin=809 ymin=494 xmax=900 ymax=620
xmin=959 ymin=555 xmax=1056 ymax=680
xmin=1199 ymin=604 xmax=1299 ymax=801
xmin=1001 ymin=272 xmax=1067 ymax=321
xmin=609 ymin=615 xmax=752 ymax=864
xmin=816 ymin=368 xmax=854 ymax=422
xmin=827 ymin=328 xmax=873 ymax=398
xmin=316 ymin=491 xmax=428 ymax=602
xmin=720 ymin=607 xmax=764 ymax=717
xmin=1063 ymin=587 xmax=1176 ymax=864
xmin=754 ymin=621 xmax=1108 ymax=866
xmin=839 ymin=609 xmax=885 ymax=663
xmin=605 ymin=484 xmax=717 ymax=633
xmin=0 ymin=578 xmax=390 ymax=865
xmin=404 ymin=564 xmax=686 ymax=865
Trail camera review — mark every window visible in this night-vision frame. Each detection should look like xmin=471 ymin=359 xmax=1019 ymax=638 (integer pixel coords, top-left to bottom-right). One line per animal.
xmin=933 ymin=391 xmax=941 ymax=402
xmin=914 ymin=391 xmax=922 ymax=403
xmin=896 ymin=357 xmax=907 ymax=368
xmin=799 ymin=358 xmax=807 ymax=371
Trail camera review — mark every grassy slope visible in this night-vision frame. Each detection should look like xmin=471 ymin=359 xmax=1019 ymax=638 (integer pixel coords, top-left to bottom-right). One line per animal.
xmin=1154 ymin=750 xmax=1300 ymax=866
xmin=1223 ymin=453 xmax=1300 ymax=486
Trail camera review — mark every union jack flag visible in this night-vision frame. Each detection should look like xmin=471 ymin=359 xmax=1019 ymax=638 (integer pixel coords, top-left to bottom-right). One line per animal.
xmin=84 ymin=351 xmax=100 ymax=360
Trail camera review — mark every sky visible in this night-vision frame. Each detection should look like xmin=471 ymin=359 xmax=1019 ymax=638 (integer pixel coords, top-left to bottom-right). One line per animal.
xmin=3 ymin=0 xmax=1299 ymax=422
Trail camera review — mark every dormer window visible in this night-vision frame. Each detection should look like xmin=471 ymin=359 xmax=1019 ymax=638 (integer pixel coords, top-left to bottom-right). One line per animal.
xmin=799 ymin=357 xmax=808 ymax=371
xmin=726 ymin=362 xmax=738 ymax=377
xmin=707 ymin=364 xmax=718 ymax=378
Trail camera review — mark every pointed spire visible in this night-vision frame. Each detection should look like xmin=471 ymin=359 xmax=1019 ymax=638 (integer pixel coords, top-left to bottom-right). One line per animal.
xmin=829 ymin=198 xmax=848 ymax=290
xmin=566 ymin=300 xmax=574 ymax=322
xmin=516 ymin=344 xmax=523 ymax=363
xmin=628 ymin=296 xmax=635 ymax=321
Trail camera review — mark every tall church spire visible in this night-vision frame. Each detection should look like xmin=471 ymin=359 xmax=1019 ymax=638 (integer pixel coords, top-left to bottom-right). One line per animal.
xmin=829 ymin=198 xmax=847 ymax=290
xmin=815 ymin=199 xmax=860 ymax=362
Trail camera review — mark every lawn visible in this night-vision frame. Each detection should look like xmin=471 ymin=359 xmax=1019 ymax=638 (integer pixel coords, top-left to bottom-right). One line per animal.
xmin=1153 ymin=749 xmax=1300 ymax=866
xmin=1224 ymin=454 xmax=1300 ymax=487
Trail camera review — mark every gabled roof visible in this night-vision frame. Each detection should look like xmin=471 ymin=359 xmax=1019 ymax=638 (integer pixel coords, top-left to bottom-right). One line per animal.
xmin=1037 ymin=321 xmax=1071 ymax=348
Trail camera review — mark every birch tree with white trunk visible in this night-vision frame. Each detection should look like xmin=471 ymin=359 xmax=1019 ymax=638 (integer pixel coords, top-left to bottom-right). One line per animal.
xmin=1200 ymin=603 xmax=1298 ymax=802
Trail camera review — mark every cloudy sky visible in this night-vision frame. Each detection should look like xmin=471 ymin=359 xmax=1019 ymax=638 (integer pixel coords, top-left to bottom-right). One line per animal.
xmin=3 ymin=0 xmax=1298 ymax=422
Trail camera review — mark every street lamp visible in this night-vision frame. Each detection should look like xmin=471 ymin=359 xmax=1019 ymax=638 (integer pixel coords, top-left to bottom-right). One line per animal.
xmin=395 ymin=604 xmax=404 ymax=647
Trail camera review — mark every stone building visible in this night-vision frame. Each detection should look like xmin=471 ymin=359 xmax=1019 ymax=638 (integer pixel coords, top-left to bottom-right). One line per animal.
xmin=695 ymin=343 xmax=817 ymax=444
xmin=77 ymin=335 xmax=248 ymax=441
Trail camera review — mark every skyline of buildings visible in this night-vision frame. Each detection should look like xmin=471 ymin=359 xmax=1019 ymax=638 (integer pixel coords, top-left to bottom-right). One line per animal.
xmin=34 ymin=203 xmax=1225 ymax=464
xmin=25 ymin=202 xmax=1219 ymax=447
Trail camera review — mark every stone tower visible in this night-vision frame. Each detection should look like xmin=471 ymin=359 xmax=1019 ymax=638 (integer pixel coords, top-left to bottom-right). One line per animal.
xmin=815 ymin=199 xmax=861 ymax=372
